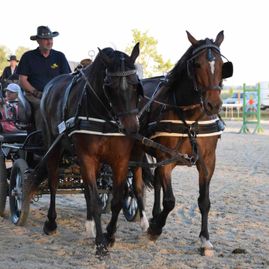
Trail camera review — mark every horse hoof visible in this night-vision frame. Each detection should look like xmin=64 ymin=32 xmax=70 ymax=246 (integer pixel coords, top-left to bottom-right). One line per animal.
xmin=147 ymin=232 xmax=159 ymax=241
xmin=96 ymin=243 xmax=109 ymax=257
xmin=199 ymin=236 xmax=214 ymax=256
xmin=147 ymin=225 xmax=162 ymax=241
xmin=147 ymin=218 xmax=162 ymax=240
xmin=43 ymin=220 xmax=57 ymax=235
xmin=200 ymin=247 xmax=214 ymax=257
xmin=104 ymin=233 xmax=115 ymax=247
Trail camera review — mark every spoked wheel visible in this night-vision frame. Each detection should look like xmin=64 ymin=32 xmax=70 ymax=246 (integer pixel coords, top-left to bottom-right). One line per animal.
xmin=9 ymin=159 xmax=31 ymax=226
xmin=0 ymin=155 xmax=8 ymax=217
xmin=122 ymin=171 xmax=140 ymax=222
xmin=99 ymin=191 xmax=112 ymax=214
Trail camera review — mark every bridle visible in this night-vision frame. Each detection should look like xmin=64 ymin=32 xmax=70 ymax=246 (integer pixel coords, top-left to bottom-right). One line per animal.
xmin=187 ymin=39 xmax=223 ymax=93
xmin=104 ymin=71 xmax=139 ymax=118
xmin=103 ymin=54 xmax=141 ymax=118
xmin=80 ymin=57 xmax=140 ymax=121
xmin=185 ymin=38 xmax=235 ymax=117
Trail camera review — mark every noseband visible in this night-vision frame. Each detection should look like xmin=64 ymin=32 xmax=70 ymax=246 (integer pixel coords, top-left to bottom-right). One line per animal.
xmin=106 ymin=69 xmax=137 ymax=77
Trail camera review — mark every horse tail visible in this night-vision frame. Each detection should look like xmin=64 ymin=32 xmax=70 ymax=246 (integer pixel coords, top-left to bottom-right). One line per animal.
xmin=141 ymin=154 xmax=154 ymax=189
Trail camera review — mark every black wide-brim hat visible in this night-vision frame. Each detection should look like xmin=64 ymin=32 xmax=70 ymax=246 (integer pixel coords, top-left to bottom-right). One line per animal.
xmin=30 ymin=26 xmax=59 ymax=40
xmin=8 ymin=55 xmax=19 ymax=62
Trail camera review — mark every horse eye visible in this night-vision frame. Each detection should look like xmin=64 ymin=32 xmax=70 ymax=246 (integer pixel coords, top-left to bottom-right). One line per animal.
xmin=194 ymin=62 xmax=201 ymax=68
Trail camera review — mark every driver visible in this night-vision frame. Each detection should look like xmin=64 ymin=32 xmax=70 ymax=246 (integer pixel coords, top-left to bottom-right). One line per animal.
xmin=17 ymin=26 xmax=71 ymax=130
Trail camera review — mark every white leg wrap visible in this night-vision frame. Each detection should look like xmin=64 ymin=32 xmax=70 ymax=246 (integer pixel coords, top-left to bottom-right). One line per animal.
xmin=200 ymin=236 xmax=213 ymax=249
xmin=140 ymin=211 xmax=149 ymax=232
xmin=85 ymin=220 xmax=96 ymax=238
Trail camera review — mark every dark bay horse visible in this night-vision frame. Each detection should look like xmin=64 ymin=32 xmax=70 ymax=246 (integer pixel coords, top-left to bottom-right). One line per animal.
xmin=132 ymin=31 xmax=233 ymax=255
xmin=34 ymin=44 xmax=143 ymax=255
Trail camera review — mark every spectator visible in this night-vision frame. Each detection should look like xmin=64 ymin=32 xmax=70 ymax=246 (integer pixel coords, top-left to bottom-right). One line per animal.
xmin=74 ymin=58 xmax=92 ymax=72
xmin=0 ymin=55 xmax=19 ymax=88
xmin=17 ymin=25 xmax=71 ymax=130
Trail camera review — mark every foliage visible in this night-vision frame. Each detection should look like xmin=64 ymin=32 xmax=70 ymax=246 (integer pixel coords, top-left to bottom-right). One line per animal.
xmin=0 ymin=46 xmax=29 ymax=78
xmin=125 ymin=29 xmax=172 ymax=78
xmin=15 ymin=47 xmax=30 ymax=61
xmin=0 ymin=46 xmax=11 ymax=75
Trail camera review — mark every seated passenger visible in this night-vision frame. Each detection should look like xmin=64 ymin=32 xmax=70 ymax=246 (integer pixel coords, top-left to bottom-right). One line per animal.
xmin=0 ymin=83 xmax=29 ymax=133
xmin=74 ymin=58 xmax=92 ymax=72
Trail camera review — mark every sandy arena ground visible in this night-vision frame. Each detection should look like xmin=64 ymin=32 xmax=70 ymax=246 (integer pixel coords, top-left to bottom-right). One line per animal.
xmin=0 ymin=120 xmax=269 ymax=269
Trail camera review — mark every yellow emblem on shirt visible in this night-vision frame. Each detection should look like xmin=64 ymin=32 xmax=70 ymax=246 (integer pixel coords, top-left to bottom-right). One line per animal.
xmin=51 ymin=63 xmax=58 ymax=69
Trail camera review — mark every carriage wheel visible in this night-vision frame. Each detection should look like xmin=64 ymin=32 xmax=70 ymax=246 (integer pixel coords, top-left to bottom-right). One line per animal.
xmin=9 ymin=159 xmax=31 ymax=226
xmin=99 ymin=191 xmax=112 ymax=214
xmin=0 ymin=155 xmax=8 ymax=217
xmin=122 ymin=172 xmax=140 ymax=222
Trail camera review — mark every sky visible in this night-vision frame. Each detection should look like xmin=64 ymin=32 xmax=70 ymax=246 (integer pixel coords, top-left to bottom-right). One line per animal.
xmin=1 ymin=0 xmax=268 ymax=86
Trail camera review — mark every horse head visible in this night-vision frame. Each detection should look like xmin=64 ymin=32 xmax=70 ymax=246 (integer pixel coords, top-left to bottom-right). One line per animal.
xmin=98 ymin=43 xmax=143 ymax=134
xmin=186 ymin=31 xmax=233 ymax=115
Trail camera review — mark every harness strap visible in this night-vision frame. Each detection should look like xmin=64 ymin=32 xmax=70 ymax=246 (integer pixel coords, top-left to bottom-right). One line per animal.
xmin=60 ymin=116 xmax=123 ymax=137
xmin=138 ymin=77 xmax=168 ymax=118
xmin=148 ymin=118 xmax=224 ymax=138
xmin=62 ymin=73 xmax=81 ymax=121
xmin=130 ymin=133 xmax=195 ymax=166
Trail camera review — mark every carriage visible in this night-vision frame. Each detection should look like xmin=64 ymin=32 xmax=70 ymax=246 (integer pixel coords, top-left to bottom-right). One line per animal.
xmin=0 ymin=130 xmax=141 ymax=224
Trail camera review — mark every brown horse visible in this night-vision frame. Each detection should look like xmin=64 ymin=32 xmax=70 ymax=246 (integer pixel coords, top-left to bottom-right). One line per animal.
xmin=31 ymin=43 xmax=143 ymax=256
xmin=132 ymin=31 xmax=233 ymax=255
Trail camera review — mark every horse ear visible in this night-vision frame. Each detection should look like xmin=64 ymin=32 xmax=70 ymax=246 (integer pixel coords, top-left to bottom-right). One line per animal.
xmin=214 ymin=31 xmax=224 ymax=47
xmin=186 ymin=31 xmax=198 ymax=45
xmin=130 ymin=42 xmax=140 ymax=64
xmin=98 ymin=47 xmax=112 ymax=66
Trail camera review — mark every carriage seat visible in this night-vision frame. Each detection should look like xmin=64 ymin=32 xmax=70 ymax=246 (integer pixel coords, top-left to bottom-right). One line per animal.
xmin=15 ymin=93 xmax=32 ymax=130
xmin=0 ymin=132 xmax=27 ymax=143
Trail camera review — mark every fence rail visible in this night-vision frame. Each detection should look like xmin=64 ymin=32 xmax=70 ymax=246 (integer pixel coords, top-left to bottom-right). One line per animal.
xmin=222 ymin=104 xmax=243 ymax=119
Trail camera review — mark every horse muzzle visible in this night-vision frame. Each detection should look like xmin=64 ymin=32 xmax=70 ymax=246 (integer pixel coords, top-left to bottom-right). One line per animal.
xmin=203 ymin=98 xmax=222 ymax=115
xmin=118 ymin=115 xmax=140 ymax=135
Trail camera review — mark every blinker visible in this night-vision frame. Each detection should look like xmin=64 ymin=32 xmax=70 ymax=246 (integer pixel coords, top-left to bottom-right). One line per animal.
xmin=222 ymin=62 xmax=233 ymax=79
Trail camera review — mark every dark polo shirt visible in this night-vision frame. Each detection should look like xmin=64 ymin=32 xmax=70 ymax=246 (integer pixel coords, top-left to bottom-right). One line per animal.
xmin=17 ymin=47 xmax=71 ymax=92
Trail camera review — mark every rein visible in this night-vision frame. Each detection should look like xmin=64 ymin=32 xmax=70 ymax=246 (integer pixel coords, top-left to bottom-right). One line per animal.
xmin=79 ymin=69 xmax=115 ymax=120
xmin=138 ymin=77 xmax=168 ymax=118
xmin=79 ymin=68 xmax=138 ymax=120
xmin=129 ymin=133 xmax=196 ymax=167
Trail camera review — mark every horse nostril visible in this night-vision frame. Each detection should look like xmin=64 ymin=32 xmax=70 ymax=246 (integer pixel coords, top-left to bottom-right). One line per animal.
xmin=207 ymin=102 xmax=214 ymax=111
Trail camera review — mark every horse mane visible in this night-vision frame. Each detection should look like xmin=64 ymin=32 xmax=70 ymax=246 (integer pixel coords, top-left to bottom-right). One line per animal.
xmin=83 ymin=47 xmax=115 ymax=85
xmin=164 ymin=39 xmax=208 ymax=106
xmin=166 ymin=39 xmax=205 ymax=89
xmin=83 ymin=47 xmax=135 ymax=88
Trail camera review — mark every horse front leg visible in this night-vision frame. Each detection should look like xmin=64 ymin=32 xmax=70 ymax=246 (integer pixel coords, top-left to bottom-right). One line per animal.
xmin=197 ymin=154 xmax=216 ymax=255
xmin=148 ymin=164 xmax=175 ymax=240
xmin=105 ymin=162 xmax=129 ymax=246
xmin=133 ymin=167 xmax=149 ymax=232
xmin=84 ymin=184 xmax=96 ymax=239
xmin=80 ymin=162 xmax=108 ymax=256
xmin=152 ymin=170 xmax=161 ymax=218
xmin=43 ymin=149 xmax=61 ymax=235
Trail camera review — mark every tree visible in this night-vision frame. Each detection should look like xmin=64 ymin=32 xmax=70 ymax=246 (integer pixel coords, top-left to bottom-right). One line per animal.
xmin=125 ymin=29 xmax=172 ymax=78
xmin=15 ymin=46 xmax=30 ymax=61
xmin=0 ymin=46 xmax=11 ymax=75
